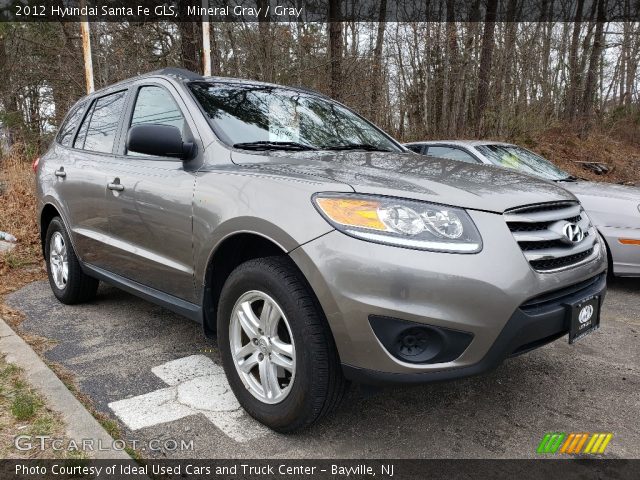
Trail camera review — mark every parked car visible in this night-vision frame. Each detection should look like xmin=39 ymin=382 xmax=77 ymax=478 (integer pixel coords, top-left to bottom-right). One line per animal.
xmin=37 ymin=69 xmax=606 ymax=432
xmin=405 ymin=140 xmax=640 ymax=277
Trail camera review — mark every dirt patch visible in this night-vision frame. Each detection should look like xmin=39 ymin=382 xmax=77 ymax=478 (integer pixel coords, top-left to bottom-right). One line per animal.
xmin=528 ymin=128 xmax=640 ymax=185
xmin=0 ymin=146 xmax=46 ymax=327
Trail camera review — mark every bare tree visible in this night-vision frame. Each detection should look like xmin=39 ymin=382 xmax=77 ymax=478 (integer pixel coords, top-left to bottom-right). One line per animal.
xmin=178 ymin=21 xmax=202 ymax=73
xmin=369 ymin=0 xmax=387 ymax=122
xmin=474 ymin=0 xmax=498 ymax=135
xmin=581 ymin=0 xmax=607 ymax=119
xmin=328 ymin=0 xmax=343 ymax=101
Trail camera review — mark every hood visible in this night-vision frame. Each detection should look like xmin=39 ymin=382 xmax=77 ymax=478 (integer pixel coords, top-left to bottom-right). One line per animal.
xmin=230 ymin=150 xmax=576 ymax=213
xmin=561 ymin=180 xmax=640 ymax=201
xmin=561 ymin=180 xmax=640 ymax=228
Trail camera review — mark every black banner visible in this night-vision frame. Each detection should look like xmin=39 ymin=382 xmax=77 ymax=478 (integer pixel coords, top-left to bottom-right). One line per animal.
xmin=1 ymin=0 xmax=640 ymax=23
xmin=0 ymin=459 xmax=638 ymax=480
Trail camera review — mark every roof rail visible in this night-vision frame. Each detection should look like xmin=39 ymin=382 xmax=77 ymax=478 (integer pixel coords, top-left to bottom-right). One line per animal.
xmin=145 ymin=67 xmax=203 ymax=81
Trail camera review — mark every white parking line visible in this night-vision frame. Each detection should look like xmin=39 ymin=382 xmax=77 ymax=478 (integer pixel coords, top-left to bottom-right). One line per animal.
xmin=108 ymin=355 xmax=268 ymax=442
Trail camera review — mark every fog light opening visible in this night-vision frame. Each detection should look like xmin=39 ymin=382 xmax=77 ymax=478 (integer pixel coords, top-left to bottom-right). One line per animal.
xmin=369 ymin=315 xmax=473 ymax=365
xmin=397 ymin=328 xmax=430 ymax=358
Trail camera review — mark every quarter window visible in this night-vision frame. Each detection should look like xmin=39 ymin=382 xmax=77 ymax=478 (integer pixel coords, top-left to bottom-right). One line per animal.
xmin=57 ymin=102 xmax=86 ymax=147
xmin=427 ymin=146 xmax=478 ymax=164
xmin=74 ymin=91 xmax=127 ymax=153
xmin=73 ymin=102 xmax=94 ymax=149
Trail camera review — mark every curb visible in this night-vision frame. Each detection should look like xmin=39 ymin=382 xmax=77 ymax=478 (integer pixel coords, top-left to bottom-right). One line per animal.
xmin=0 ymin=317 xmax=131 ymax=460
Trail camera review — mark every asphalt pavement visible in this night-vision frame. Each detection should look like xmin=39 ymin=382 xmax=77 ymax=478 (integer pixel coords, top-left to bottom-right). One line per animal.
xmin=6 ymin=277 xmax=639 ymax=459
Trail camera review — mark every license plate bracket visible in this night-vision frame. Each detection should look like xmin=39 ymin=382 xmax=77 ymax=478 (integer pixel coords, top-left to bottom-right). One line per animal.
xmin=568 ymin=295 xmax=600 ymax=344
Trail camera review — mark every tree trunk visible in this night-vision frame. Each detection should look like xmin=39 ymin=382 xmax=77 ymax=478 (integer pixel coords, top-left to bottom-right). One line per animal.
xmin=178 ymin=21 xmax=202 ymax=73
xmin=540 ymin=0 xmax=554 ymax=109
xmin=474 ymin=0 xmax=498 ymax=135
xmin=328 ymin=0 xmax=342 ymax=100
xmin=581 ymin=0 xmax=606 ymax=118
xmin=210 ymin=24 xmax=221 ymax=76
xmin=257 ymin=0 xmax=273 ymax=82
xmin=495 ymin=0 xmax=517 ymax=135
xmin=442 ymin=0 xmax=457 ymax=135
xmin=369 ymin=0 xmax=387 ymax=122
xmin=566 ymin=0 xmax=585 ymax=120
xmin=454 ymin=0 xmax=482 ymax=134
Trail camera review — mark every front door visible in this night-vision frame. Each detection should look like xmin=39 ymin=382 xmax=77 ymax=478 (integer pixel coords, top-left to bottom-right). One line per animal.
xmin=101 ymin=82 xmax=199 ymax=302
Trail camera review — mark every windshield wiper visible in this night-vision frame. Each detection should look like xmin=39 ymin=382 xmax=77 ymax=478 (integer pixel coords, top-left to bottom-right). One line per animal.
xmin=320 ymin=143 xmax=391 ymax=152
xmin=233 ymin=141 xmax=317 ymax=151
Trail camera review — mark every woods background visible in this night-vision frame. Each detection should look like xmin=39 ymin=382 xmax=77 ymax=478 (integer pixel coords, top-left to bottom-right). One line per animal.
xmin=0 ymin=0 xmax=639 ymax=183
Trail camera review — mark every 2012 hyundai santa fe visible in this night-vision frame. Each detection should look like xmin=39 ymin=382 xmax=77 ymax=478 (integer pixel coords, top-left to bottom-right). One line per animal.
xmin=36 ymin=68 xmax=607 ymax=432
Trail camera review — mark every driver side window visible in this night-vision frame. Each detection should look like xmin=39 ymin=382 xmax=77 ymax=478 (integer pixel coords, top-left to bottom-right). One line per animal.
xmin=128 ymin=86 xmax=186 ymax=156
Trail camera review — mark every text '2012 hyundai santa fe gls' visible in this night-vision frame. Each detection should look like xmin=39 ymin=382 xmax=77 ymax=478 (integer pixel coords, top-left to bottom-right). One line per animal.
xmin=36 ymin=68 xmax=606 ymax=432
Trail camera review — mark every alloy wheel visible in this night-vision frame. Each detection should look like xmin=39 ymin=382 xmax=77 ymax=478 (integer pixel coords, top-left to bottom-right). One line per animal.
xmin=229 ymin=290 xmax=296 ymax=404
xmin=49 ymin=231 xmax=69 ymax=290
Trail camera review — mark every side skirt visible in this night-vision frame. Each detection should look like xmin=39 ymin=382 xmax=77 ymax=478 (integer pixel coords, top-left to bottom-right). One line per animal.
xmin=82 ymin=263 xmax=203 ymax=324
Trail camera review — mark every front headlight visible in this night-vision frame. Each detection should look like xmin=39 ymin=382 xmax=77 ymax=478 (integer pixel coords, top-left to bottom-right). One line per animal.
xmin=312 ymin=193 xmax=482 ymax=253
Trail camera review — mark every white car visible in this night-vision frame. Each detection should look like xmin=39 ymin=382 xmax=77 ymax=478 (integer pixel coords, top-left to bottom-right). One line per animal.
xmin=405 ymin=140 xmax=640 ymax=277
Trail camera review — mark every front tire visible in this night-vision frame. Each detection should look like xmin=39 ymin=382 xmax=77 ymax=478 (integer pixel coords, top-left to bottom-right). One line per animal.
xmin=217 ymin=256 xmax=348 ymax=432
xmin=45 ymin=217 xmax=99 ymax=304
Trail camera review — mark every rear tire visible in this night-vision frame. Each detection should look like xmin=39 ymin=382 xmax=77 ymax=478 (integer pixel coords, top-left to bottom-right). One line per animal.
xmin=45 ymin=217 xmax=99 ymax=304
xmin=217 ymin=256 xmax=348 ymax=432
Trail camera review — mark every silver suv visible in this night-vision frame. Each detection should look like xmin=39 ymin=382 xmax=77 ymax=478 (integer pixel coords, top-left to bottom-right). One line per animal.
xmin=36 ymin=68 xmax=607 ymax=432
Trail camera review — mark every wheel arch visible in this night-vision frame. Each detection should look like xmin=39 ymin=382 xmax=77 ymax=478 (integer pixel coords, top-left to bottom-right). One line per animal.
xmin=40 ymin=203 xmax=63 ymax=258
xmin=202 ymin=231 xmax=289 ymax=337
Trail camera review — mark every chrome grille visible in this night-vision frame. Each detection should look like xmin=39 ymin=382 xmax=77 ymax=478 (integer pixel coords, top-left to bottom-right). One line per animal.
xmin=505 ymin=202 xmax=599 ymax=272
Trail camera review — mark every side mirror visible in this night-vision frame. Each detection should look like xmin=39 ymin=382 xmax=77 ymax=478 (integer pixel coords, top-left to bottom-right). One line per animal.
xmin=126 ymin=124 xmax=195 ymax=159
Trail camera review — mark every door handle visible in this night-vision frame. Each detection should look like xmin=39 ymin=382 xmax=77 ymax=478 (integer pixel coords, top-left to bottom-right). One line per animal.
xmin=54 ymin=167 xmax=66 ymax=178
xmin=107 ymin=180 xmax=125 ymax=192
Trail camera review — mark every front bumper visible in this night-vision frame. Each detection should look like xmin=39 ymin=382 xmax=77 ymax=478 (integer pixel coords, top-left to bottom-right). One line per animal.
xmin=344 ymin=272 xmax=606 ymax=385
xmin=289 ymin=209 xmax=607 ymax=382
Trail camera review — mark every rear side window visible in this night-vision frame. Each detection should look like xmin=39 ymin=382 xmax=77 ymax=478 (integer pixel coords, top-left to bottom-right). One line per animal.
xmin=73 ymin=101 xmax=94 ymax=149
xmin=56 ymin=102 xmax=85 ymax=147
xmin=74 ymin=90 xmax=127 ymax=153
xmin=427 ymin=146 xmax=479 ymax=164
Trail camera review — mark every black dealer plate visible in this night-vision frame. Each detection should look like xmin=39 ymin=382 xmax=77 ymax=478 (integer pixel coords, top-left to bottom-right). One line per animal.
xmin=568 ymin=295 xmax=600 ymax=344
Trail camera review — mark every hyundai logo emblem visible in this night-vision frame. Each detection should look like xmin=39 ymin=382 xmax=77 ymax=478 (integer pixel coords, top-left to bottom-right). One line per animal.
xmin=579 ymin=304 xmax=594 ymax=324
xmin=562 ymin=223 xmax=584 ymax=243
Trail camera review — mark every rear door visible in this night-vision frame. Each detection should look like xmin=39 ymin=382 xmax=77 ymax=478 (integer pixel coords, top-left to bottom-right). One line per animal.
xmin=100 ymin=80 xmax=200 ymax=302
xmin=46 ymin=100 xmax=93 ymax=257
xmin=50 ymin=91 xmax=131 ymax=268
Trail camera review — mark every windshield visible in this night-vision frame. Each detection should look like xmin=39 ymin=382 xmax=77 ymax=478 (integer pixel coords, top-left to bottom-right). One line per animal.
xmin=188 ymin=82 xmax=401 ymax=152
xmin=475 ymin=144 xmax=572 ymax=181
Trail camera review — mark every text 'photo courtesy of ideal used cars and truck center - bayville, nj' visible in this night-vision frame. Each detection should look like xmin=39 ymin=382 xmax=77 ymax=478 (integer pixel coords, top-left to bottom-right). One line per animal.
xmin=0 ymin=1 xmax=639 ymax=479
